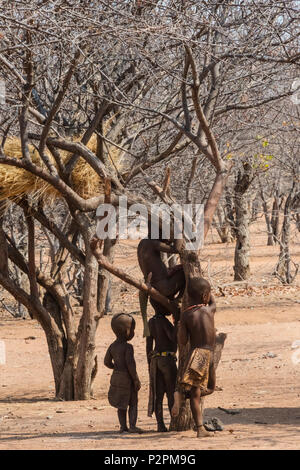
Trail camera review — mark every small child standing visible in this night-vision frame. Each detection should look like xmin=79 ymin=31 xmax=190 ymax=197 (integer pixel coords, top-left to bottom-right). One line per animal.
xmin=104 ymin=313 xmax=143 ymax=433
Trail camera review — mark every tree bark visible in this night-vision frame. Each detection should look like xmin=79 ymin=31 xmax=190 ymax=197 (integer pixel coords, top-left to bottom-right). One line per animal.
xmin=260 ymin=191 xmax=274 ymax=246
xmin=234 ymin=192 xmax=250 ymax=281
xmin=275 ymin=186 xmax=298 ymax=284
xmin=233 ymin=164 xmax=253 ymax=281
xmin=97 ymin=238 xmax=116 ymax=317
xmin=204 ymin=171 xmax=229 ymax=239
xmin=0 ymin=227 xmax=9 ymax=277
xmin=214 ymin=207 xmax=233 ymax=243
xmin=271 ymin=193 xmax=280 ymax=244
xmin=74 ymin=241 xmax=99 ymax=400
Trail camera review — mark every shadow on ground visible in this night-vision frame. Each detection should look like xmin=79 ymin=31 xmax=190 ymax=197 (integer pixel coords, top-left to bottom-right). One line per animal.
xmin=204 ymin=407 xmax=300 ymax=426
xmin=0 ymin=407 xmax=299 ymax=445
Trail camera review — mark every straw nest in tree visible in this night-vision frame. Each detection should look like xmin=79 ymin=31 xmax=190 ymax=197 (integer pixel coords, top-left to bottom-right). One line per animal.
xmin=0 ymin=134 xmax=121 ymax=203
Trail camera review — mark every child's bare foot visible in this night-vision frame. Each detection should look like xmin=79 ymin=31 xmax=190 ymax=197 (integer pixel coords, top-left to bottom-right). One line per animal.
xmin=119 ymin=426 xmax=129 ymax=433
xmin=196 ymin=425 xmax=214 ymax=438
xmin=128 ymin=426 xmax=144 ymax=434
xmin=171 ymin=391 xmax=181 ymax=417
xmin=157 ymin=423 xmax=168 ymax=432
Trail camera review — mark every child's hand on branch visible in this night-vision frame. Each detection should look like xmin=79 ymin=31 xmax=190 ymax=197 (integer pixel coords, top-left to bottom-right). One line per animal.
xmin=90 ymin=236 xmax=103 ymax=255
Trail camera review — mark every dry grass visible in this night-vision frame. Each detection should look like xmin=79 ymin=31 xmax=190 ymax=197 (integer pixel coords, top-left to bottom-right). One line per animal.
xmin=0 ymin=134 xmax=121 ymax=203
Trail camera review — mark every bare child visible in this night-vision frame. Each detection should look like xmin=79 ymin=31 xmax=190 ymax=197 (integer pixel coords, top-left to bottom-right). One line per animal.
xmin=138 ymin=237 xmax=185 ymax=300
xmin=171 ymin=277 xmax=216 ymax=438
xmin=104 ymin=313 xmax=143 ymax=433
xmin=146 ymin=299 xmax=178 ymax=432
xmin=138 ymin=235 xmax=185 ymax=336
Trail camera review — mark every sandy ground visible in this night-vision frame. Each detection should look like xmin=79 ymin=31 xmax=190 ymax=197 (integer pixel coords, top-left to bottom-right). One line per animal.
xmin=0 ymin=222 xmax=299 ymax=450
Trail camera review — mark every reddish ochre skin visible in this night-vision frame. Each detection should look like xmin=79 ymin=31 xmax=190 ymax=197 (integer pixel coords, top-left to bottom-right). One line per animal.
xmin=177 ymin=292 xmax=217 ymax=436
xmin=137 ymin=238 xmax=185 ymax=299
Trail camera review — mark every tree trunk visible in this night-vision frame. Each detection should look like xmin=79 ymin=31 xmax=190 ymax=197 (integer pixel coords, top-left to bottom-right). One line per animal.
xmin=42 ymin=290 xmax=77 ymax=401
xmin=74 ymin=242 xmax=99 ymax=400
xmin=0 ymin=228 xmax=9 ymax=276
xmin=233 ymin=164 xmax=253 ymax=281
xmin=296 ymin=213 xmax=300 ymax=232
xmin=234 ymin=193 xmax=250 ymax=280
xmin=214 ymin=207 xmax=233 ymax=243
xmin=251 ymin=197 xmax=260 ymax=222
xmin=97 ymin=238 xmax=116 ymax=316
xmin=56 ymin=350 xmax=76 ymax=401
xmin=225 ymin=191 xmax=236 ymax=239
xmin=275 ymin=186 xmax=298 ymax=284
xmin=203 ymin=171 xmax=229 ymax=239
xmin=271 ymin=194 xmax=280 ymax=244
xmin=260 ymin=192 xmax=274 ymax=246
xmin=44 ymin=328 xmax=68 ymax=396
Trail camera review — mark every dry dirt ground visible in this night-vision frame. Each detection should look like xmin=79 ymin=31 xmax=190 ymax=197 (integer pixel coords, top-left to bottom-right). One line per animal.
xmin=0 ymin=222 xmax=299 ymax=450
